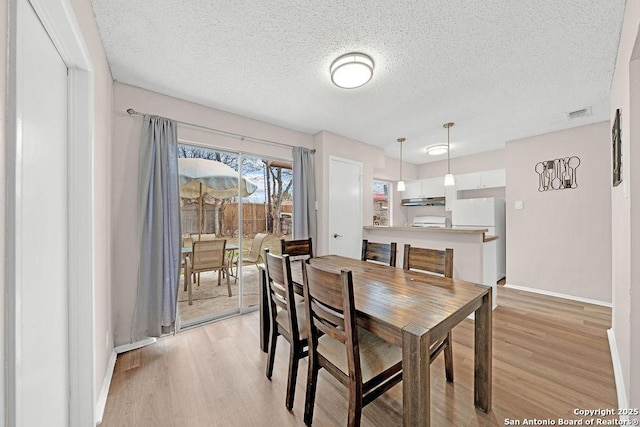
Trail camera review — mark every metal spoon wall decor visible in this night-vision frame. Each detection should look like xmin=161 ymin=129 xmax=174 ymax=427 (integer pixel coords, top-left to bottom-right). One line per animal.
xmin=534 ymin=156 xmax=580 ymax=191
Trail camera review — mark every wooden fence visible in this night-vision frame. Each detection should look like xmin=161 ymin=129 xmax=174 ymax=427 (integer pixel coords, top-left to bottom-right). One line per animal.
xmin=181 ymin=202 xmax=291 ymax=237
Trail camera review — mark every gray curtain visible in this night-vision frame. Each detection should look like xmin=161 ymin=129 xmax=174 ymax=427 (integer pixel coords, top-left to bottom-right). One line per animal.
xmin=292 ymin=147 xmax=317 ymax=243
xmin=132 ymin=116 xmax=181 ymax=340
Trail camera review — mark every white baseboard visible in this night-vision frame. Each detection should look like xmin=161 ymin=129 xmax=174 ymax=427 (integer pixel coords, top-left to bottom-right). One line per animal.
xmin=607 ymin=329 xmax=629 ymax=419
xmin=95 ymin=350 xmax=117 ymax=425
xmin=95 ymin=338 xmax=157 ymax=425
xmin=114 ymin=337 xmax=157 ymax=354
xmin=503 ymin=284 xmax=612 ymax=307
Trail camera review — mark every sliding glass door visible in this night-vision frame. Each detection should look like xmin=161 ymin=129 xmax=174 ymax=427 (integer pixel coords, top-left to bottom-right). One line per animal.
xmin=176 ymin=144 xmax=293 ymax=328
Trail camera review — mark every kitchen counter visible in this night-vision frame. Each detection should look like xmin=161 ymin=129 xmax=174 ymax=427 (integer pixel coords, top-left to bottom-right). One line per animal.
xmin=363 ymin=226 xmax=498 ymax=308
xmin=364 ymin=226 xmax=488 ymax=234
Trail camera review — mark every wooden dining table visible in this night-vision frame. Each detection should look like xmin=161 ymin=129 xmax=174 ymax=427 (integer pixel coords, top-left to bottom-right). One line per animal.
xmin=258 ymin=254 xmax=492 ymax=426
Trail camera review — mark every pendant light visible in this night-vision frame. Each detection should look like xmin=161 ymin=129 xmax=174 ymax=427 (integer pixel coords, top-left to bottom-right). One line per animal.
xmin=443 ymin=123 xmax=455 ymax=186
xmin=397 ymin=137 xmax=406 ymax=191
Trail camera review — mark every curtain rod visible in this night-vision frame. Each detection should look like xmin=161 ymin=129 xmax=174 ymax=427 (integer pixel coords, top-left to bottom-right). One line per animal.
xmin=126 ymin=108 xmax=315 ymax=153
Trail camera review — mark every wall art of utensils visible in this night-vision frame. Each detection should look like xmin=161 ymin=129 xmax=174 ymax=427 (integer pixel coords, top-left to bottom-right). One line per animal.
xmin=534 ymin=156 xmax=580 ymax=192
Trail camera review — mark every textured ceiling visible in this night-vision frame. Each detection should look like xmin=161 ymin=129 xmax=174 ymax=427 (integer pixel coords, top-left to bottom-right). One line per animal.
xmin=91 ymin=0 xmax=626 ymax=164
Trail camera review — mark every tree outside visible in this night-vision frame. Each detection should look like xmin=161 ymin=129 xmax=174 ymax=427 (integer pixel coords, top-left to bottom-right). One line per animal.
xmin=178 ymin=145 xmax=293 ymax=241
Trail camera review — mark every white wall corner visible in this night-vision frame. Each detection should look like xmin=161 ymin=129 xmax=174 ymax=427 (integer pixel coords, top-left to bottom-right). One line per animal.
xmin=95 ymin=350 xmax=117 ymax=425
xmin=607 ymin=329 xmax=629 ymax=419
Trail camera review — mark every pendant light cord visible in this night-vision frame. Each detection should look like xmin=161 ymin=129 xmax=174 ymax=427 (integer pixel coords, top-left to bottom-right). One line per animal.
xmin=444 ymin=122 xmax=454 ymax=174
xmin=447 ymin=126 xmax=451 ymax=174
xmin=397 ymin=137 xmax=406 ymax=182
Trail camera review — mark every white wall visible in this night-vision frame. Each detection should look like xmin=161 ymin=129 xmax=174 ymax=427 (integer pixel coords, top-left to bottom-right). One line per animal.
xmin=610 ymin=0 xmax=640 ymax=410
xmin=2 ymin=0 xmax=113 ymax=421
xmin=68 ymin=0 xmax=115 ymax=408
xmin=111 ymin=83 xmax=314 ymax=346
xmin=505 ymin=122 xmax=612 ymax=303
xmin=313 ymin=130 xmax=386 ymax=255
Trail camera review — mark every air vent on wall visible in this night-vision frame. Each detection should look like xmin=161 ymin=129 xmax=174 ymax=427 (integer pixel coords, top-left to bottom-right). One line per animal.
xmin=566 ymin=107 xmax=592 ymax=120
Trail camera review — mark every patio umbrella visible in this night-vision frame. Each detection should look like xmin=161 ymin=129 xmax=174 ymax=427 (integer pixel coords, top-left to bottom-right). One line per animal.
xmin=178 ymin=158 xmax=258 ymax=238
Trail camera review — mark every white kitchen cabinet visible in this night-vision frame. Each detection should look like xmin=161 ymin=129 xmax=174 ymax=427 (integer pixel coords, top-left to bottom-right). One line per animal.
xmin=403 ymin=181 xmax=423 ymax=199
xmin=401 ymin=178 xmax=445 ymax=198
xmin=421 ymin=177 xmax=445 ymax=197
xmin=455 ymin=169 xmax=505 ymax=190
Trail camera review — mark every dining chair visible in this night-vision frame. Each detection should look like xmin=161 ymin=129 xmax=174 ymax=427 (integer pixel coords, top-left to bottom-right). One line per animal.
xmin=280 ymin=237 xmax=313 ymax=261
xmin=301 ymin=261 xmax=403 ymax=427
xmin=264 ymin=249 xmax=309 ymax=410
xmin=361 ymin=240 xmax=397 ymax=267
xmin=188 ymin=239 xmax=231 ymax=304
xmin=403 ymin=244 xmax=455 ymax=382
xmin=403 ymin=244 xmax=453 ymax=278
xmin=232 ymin=232 xmax=267 ymax=282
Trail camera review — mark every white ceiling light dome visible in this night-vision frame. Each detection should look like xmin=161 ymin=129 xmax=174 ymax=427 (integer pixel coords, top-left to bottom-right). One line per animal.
xmin=425 ymin=144 xmax=448 ymax=156
xmin=330 ymin=52 xmax=374 ymax=89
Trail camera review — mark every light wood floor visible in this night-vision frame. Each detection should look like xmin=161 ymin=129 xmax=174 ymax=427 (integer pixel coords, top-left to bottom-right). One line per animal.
xmin=101 ymin=286 xmax=617 ymax=426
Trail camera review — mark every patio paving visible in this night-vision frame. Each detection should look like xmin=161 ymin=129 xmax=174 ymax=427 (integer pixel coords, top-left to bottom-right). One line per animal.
xmin=177 ymin=264 xmax=261 ymax=326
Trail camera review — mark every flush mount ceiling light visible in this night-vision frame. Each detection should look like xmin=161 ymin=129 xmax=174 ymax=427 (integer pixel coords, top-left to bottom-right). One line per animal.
xmin=425 ymin=144 xmax=448 ymax=156
xmin=330 ymin=52 xmax=374 ymax=89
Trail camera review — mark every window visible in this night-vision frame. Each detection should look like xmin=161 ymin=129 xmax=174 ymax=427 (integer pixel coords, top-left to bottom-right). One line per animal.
xmin=373 ymin=180 xmax=391 ymax=227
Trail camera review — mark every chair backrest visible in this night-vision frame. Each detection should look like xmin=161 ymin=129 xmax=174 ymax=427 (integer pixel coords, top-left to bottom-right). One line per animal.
xmin=281 ymin=238 xmax=313 ymax=260
xmin=249 ymin=233 xmax=268 ymax=257
xmin=192 ymin=239 xmax=226 ymax=272
xmin=264 ymin=249 xmax=300 ymax=340
xmin=302 ymin=261 xmax=360 ymax=381
xmin=403 ymin=244 xmax=453 ymax=278
xmin=361 ymin=240 xmax=397 ymax=267
xmin=191 ymin=233 xmax=217 ymax=243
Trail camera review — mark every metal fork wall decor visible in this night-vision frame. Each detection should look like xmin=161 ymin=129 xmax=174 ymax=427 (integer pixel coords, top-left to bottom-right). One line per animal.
xmin=534 ymin=156 xmax=580 ymax=192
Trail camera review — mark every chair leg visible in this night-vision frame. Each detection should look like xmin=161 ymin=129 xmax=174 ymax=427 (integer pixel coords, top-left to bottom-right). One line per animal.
xmin=266 ymin=330 xmax=278 ymax=379
xmin=347 ymin=379 xmax=363 ymax=427
xmin=304 ymin=356 xmax=319 ymax=426
xmin=217 ymin=269 xmax=221 ymax=286
xmin=226 ymin=265 xmax=232 ymax=297
xmin=285 ymin=345 xmax=300 ymax=410
xmin=444 ymin=331 xmax=454 ymax=382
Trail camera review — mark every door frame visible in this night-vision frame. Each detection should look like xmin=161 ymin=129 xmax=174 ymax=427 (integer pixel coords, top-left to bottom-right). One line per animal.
xmin=328 ymin=155 xmax=363 ymax=257
xmin=6 ymin=0 xmax=95 ymax=425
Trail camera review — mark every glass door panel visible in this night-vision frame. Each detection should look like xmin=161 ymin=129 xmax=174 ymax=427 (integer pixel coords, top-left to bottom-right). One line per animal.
xmin=177 ymin=145 xmax=241 ymax=327
xmin=175 ymin=145 xmax=294 ymax=326
xmin=239 ymin=157 xmax=293 ymax=310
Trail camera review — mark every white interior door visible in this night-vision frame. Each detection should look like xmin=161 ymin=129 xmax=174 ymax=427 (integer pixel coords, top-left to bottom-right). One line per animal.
xmin=328 ymin=156 xmax=362 ymax=258
xmin=11 ymin=0 xmax=69 ymax=424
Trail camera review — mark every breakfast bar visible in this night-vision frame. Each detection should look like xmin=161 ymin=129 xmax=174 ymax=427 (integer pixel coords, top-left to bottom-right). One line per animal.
xmin=363 ymin=225 xmax=498 ymax=308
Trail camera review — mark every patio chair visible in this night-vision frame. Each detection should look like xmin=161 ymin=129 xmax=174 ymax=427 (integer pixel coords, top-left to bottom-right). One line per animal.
xmin=187 ymin=239 xmax=231 ymax=305
xmin=232 ymin=233 xmax=268 ymax=282
xmin=186 ymin=233 xmax=217 ymax=284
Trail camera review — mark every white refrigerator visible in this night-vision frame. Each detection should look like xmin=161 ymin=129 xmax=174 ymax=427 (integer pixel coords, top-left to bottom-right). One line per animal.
xmin=451 ymin=197 xmax=506 ymax=280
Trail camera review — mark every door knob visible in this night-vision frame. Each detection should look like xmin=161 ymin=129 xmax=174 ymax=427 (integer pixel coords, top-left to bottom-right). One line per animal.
xmin=333 ymin=233 xmax=342 ymax=238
